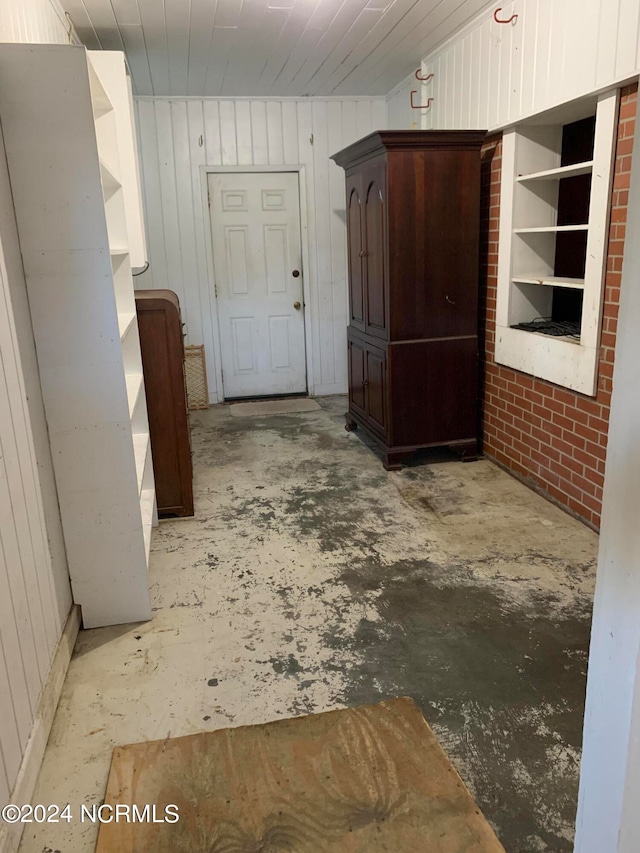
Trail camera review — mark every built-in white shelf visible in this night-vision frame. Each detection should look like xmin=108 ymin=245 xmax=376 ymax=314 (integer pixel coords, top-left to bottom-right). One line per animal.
xmin=509 ymin=326 xmax=582 ymax=345
xmin=113 ymin=254 xmax=135 ymax=319
xmin=110 ymin=247 xmax=129 ymax=257
xmin=89 ymin=50 xmax=148 ymax=269
xmin=517 ymin=160 xmax=594 ymax=182
xmin=514 ymin=224 xmax=589 ymax=234
xmin=496 ymin=91 xmax=619 ymax=395
xmin=118 ymin=311 xmax=136 ymax=339
xmin=133 ymin=432 xmax=150 ymax=495
xmin=99 ymin=159 xmax=121 ymax=193
xmin=87 ymin=63 xmax=112 ymax=116
xmin=91 ymin=103 xmax=112 ymax=119
xmin=105 ymin=197 xmax=128 ymax=254
xmin=513 ymin=275 xmax=585 ymax=289
xmin=141 ymin=488 xmax=155 ymax=563
xmin=126 ymin=372 xmax=144 ymax=418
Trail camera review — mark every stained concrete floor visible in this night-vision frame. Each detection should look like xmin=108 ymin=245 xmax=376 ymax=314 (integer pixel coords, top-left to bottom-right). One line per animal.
xmin=20 ymin=396 xmax=598 ymax=853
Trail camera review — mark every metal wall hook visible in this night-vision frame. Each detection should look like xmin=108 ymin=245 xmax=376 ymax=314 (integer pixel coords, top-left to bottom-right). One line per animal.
xmin=410 ymin=91 xmax=434 ymax=110
xmin=415 ymin=69 xmax=434 ymax=82
xmin=493 ymin=7 xmax=518 ymax=24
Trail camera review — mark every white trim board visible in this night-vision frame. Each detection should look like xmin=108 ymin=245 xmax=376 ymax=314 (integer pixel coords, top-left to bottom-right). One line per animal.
xmin=574 ymin=105 xmax=640 ymax=853
xmin=0 ymin=606 xmax=80 ymax=853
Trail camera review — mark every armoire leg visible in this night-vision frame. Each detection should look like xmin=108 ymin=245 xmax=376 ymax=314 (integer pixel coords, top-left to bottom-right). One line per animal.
xmin=383 ymin=451 xmax=413 ymax=471
xmin=345 ymin=414 xmax=358 ymax=432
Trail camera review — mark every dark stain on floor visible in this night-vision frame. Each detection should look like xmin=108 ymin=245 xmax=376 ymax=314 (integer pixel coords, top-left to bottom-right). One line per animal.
xmin=269 ymin=653 xmax=303 ymax=676
xmin=328 ymin=557 xmax=590 ymax=852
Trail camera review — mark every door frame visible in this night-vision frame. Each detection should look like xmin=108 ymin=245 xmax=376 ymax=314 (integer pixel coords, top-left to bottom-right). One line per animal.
xmin=200 ymin=165 xmax=314 ymax=403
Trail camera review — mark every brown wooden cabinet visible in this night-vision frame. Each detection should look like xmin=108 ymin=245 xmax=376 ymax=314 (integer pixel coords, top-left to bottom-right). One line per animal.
xmin=135 ymin=290 xmax=194 ymax=517
xmin=332 ymin=130 xmax=486 ymax=470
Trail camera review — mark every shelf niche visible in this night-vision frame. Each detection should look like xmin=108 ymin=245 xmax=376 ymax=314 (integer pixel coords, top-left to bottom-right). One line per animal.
xmin=496 ymin=90 xmax=618 ymax=395
xmin=510 ymin=115 xmax=596 ymax=336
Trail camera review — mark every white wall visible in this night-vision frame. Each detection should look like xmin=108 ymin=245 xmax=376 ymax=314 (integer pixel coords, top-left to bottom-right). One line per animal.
xmin=388 ymin=0 xmax=640 ymax=132
xmin=0 ymin=0 xmax=71 ymax=43
xmin=386 ymin=69 xmax=445 ymax=130
xmin=0 ymin=0 xmax=75 ymax=837
xmin=134 ymin=96 xmax=387 ymax=400
xmin=387 ymin=72 xmax=419 ymax=129
xmin=573 ymin=94 xmax=640 ymax=853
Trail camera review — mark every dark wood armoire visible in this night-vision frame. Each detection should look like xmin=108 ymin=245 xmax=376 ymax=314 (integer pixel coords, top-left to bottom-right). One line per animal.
xmin=331 ymin=130 xmax=486 ymax=470
xmin=135 ymin=290 xmax=194 ymax=517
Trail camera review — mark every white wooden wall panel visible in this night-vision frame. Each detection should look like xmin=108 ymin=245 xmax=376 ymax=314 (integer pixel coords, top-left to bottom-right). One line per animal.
xmin=386 ymin=68 xmax=435 ymax=130
xmin=468 ymin=26 xmax=482 ymax=128
xmin=0 ymin=0 xmax=74 ymax=813
xmin=388 ymin=0 xmax=640 ymax=133
xmin=387 ymin=80 xmax=410 ymax=128
xmin=135 ymin=96 xmax=387 ymax=399
xmin=0 ymin=0 xmax=72 ymax=45
xmin=617 ymin=0 xmax=640 ymax=77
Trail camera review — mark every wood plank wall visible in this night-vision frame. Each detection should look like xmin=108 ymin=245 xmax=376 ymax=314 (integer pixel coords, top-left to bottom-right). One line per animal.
xmin=0 ymin=0 xmax=71 ymax=43
xmin=388 ymin=0 xmax=640 ymax=133
xmin=133 ymin=97 xmax=387 ymax=400
xmin=387 ymin=77 xmax=419 ymax=130
xmin=0 ymin=0 xmax=73 ymax=810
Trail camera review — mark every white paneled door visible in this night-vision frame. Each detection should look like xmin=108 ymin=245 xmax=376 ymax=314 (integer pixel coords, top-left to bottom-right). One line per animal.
xmin=209 ymin=171 xmax=306 ymax=399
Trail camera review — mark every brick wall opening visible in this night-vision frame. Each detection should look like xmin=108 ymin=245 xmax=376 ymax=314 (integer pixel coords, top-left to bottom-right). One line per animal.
xmin=479 ymin=84 xmax=637 ymax=530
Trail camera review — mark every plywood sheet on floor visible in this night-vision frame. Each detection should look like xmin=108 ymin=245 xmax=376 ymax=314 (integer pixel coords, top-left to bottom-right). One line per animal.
xmin=96 ymin=697 xmax=505 ymax=853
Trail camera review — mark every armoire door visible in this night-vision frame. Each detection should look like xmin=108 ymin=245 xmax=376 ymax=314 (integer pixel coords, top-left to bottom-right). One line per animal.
xmin=346 ymin=173 xmax=365 ymax=332
xmin=362 ymin=160 xmax=387 ymax=340
xmin=365 ymin=347 xmax=387 ymax=436
xmin=348 ymin=337 xmax=366 ymax=417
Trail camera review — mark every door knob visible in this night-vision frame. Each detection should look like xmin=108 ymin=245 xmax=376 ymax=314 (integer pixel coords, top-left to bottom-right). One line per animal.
xmin=292 ymin=270 xmax=300 ymax=277
xmin=293 ymin=301 xmax=301 ymax=310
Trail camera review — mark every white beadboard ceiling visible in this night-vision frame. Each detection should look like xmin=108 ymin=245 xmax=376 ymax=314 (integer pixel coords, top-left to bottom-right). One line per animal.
xmin=62 ymin=0 xmax=491 ymax=97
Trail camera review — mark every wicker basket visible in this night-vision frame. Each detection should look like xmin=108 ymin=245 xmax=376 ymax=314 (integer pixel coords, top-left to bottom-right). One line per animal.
xmin=184 ymin=345 xmax=210 ymax=410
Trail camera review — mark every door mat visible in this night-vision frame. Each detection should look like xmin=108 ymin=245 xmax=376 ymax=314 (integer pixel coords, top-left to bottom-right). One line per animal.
xmin=184 ymin=345 xmax=210 ymax=410
xmin=229 ymin=398 xmax=320 ymax=416
xmin=96 ymin=697 xmax=505 ymax=853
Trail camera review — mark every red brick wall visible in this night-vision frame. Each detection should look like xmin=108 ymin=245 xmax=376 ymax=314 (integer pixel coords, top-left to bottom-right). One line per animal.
xmin=479 ymin=84 xmax=637 ymax=529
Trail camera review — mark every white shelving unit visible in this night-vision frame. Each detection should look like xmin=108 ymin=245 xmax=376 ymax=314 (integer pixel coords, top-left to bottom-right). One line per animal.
xmin=0 ymin=44 xmax=155 ymax=628
xmin=88 ymin=51 xmax=148 ymax=270
xmin=495 ymin=90 xmax=619 ymax=394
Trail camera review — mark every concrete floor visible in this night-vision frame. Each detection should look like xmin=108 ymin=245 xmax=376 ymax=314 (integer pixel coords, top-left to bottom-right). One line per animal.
xmin=20 ymin=396 xmax=598 ymax=853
